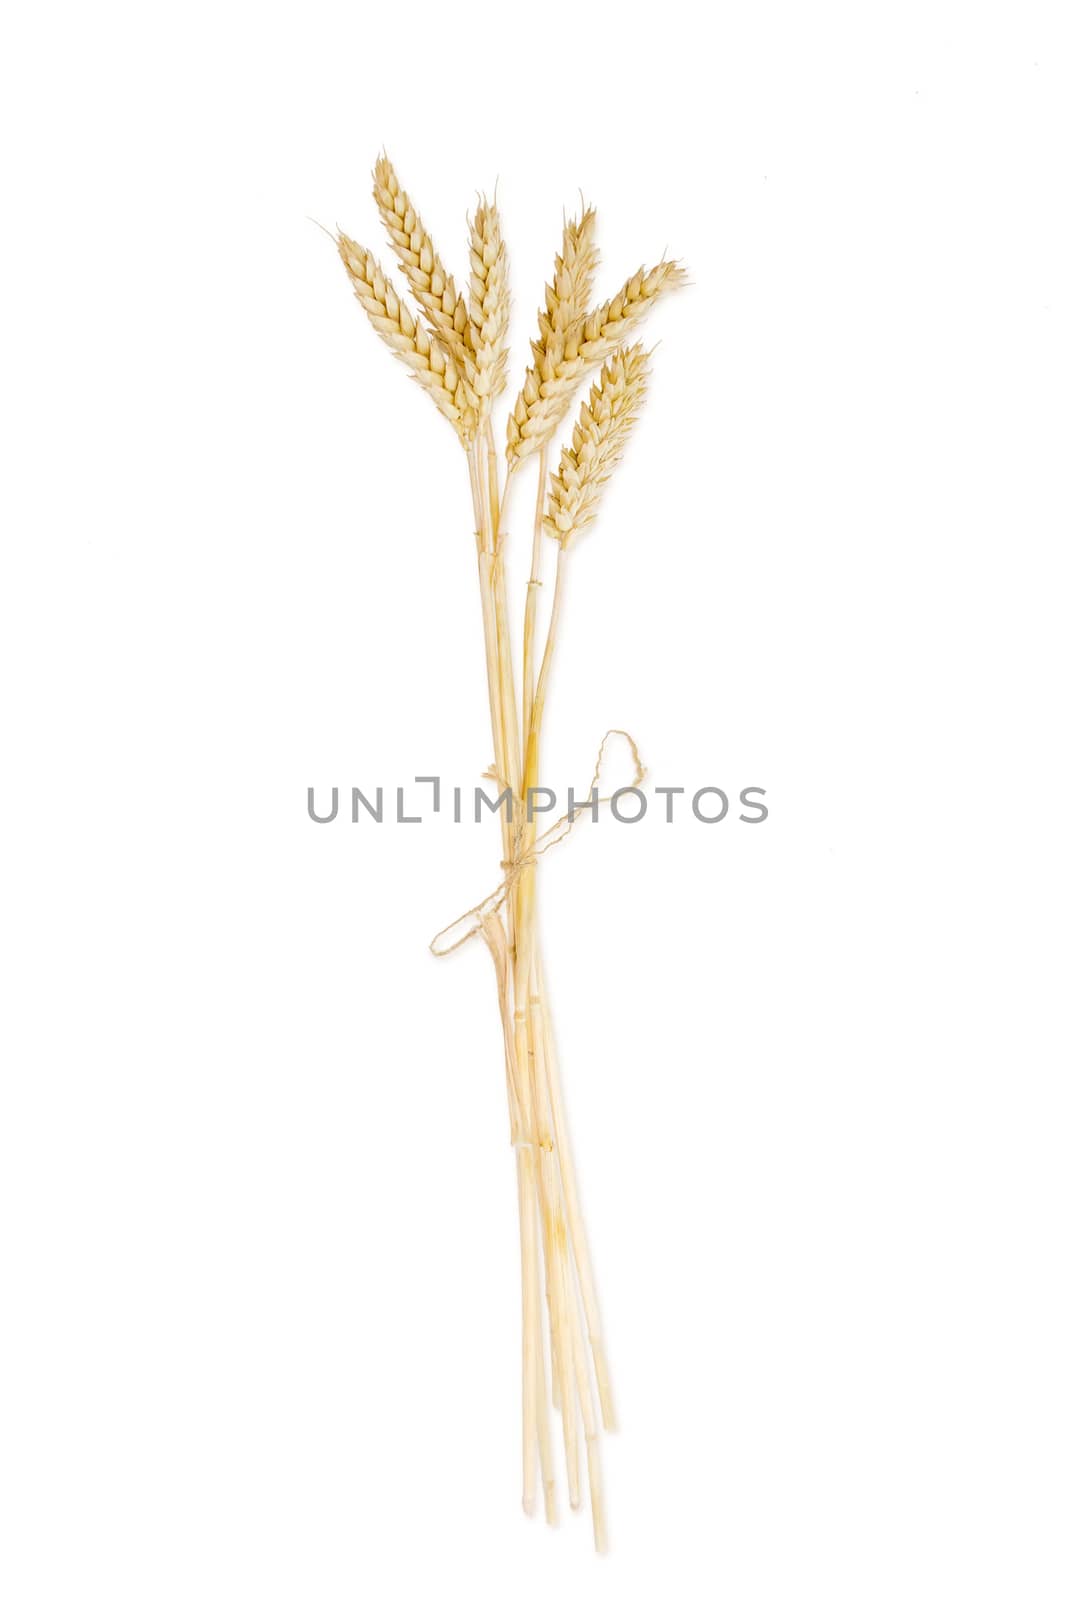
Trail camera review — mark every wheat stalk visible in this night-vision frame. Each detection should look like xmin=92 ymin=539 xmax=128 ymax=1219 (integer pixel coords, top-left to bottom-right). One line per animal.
xmin=332 ymin=159 xmax=682 ymax=1553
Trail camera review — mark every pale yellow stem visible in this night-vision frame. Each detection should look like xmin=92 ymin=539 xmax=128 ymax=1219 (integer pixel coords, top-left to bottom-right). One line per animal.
xmin=535 ymin=953 xmax=616 ymax=1431
xmin=517 ymin=1146 xmax=540 ymax=1513
xmin=470 ymin=442 xmax=544 ymax=1517
xmin=470 ymin=415 xmax=605 ymax=1539
xmin=534 ymin=1272 xmax=558 ymax=1526
xmin=524 ymin=545 xmax=566 ymax=799
xmin=566 ymin=1250 xmax=606 ymax=1552
xmin=531 ymin=984 xmax=607 ymax=1546
xmin=486 ymin=420 xmax=501 ymax=543
xmin=522 ymin=448 xmax=549 ymax=752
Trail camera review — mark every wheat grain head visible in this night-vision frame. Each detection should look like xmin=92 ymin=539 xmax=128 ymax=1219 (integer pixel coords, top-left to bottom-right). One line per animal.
xmin=373 ymin=154 xmax=471 ymax=372
xmin=337 ymin=232 xmax=475 ymax=444
xmin=543 ymin=343 xmax=651 ymax=546
xmin=506 ymin=207 xmax=598 ymax=468
xmin=507 ymin=259 xmax=682 ymax=469
xmin=544 ymin=205 xmax=599 ymax=343
xmin=467 ymin=197 xmax=509 ymax=424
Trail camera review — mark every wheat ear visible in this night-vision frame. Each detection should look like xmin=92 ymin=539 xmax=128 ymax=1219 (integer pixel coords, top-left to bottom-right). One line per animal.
xmin=507 ymin=207 xmax=597 ymax=469
xmin=373 ymin=153 xmax=471 ymax=371
xmin=337 ymin=233 xmax=474 ymax=444
xmin=467 ymin=197 xmax=510 ymax=425
xmin=507 ymin=260 xmax=681 ymax=468
xmin=543 ymin=344 xmax=651 ymax=545
xmin=546 ymin=205 xmax=599 ymax=341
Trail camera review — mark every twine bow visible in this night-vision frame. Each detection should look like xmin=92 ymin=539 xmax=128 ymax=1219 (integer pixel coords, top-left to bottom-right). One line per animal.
xmin=429 ymin=728 xmax=646 ymax=957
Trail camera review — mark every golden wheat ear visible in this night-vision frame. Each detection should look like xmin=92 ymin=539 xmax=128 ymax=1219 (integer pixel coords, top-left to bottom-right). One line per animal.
xmin=543 ymin=343 xmax=651 ymax=547
xmin=372 ymin=153 xmax=471 ymax=374
xmin=544 ymin=204 xmax=599 ymax=338
xmin=507 ymin=259 xmax=682 ymax=470
xmin=467 ymin=197 xmax=509 ymax=425
xmin=336 ymin=232 xmax=474 ymax=444
xmin=507 ymin=206 xmax=598 ymax=470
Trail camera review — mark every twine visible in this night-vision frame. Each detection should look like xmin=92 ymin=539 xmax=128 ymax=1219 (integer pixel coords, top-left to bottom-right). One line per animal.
xmin=429 ymin=728 xmax=646 ymax=957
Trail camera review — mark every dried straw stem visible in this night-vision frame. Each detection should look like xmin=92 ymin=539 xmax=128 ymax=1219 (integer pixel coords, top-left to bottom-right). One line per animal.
xmin=522 ymin=448 xmax=549 ymax=747
xmin=535 ymin=952 xmax=615 ymax=1431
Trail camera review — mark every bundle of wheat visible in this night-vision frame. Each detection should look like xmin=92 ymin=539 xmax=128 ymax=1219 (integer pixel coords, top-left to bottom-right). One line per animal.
xmin=335 ymin=153 xmax=683 ymax=1551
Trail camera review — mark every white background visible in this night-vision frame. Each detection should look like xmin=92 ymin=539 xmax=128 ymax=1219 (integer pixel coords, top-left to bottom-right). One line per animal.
xmin=2 ymin=4 xmax=1065 ymax=1596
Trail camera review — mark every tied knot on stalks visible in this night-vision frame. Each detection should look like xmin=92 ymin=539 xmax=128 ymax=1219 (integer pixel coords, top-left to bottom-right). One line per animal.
xmin=333 ymin=152 xmax=683 ymax=1553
